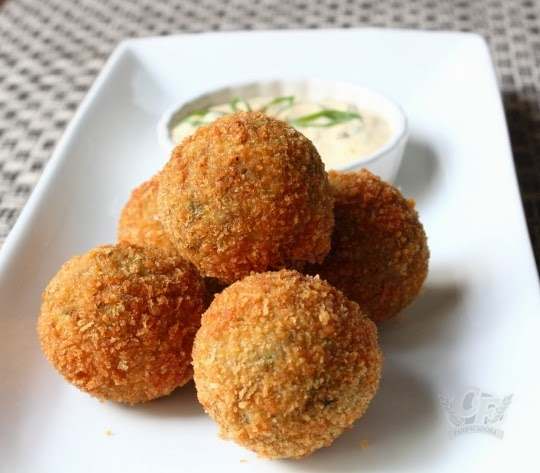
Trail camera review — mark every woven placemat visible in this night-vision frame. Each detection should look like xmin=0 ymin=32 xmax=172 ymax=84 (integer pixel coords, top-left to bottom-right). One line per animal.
xmin=1 ymin=0 xmax=539 ymax=270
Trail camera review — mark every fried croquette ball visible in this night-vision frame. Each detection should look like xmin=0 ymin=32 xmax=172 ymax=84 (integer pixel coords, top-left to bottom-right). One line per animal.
xmin=117 ymin=178 xmax=226 ymax=304
xmin=309 ymin=170 xmax=429 ymax=323
xmin=193 ymin=270 xmax=382 ymax=459
xmin=37 ymin=243 xmax=206 ymax=404
xmin=118 ymin=177 xmax=176 ymax=254
xmin=158 ymin=112 xmax=334 ymax=284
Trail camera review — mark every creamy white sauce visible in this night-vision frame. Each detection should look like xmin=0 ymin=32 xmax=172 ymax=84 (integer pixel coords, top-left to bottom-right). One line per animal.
xmin=171 ymin=96 xmax=392 ymax=169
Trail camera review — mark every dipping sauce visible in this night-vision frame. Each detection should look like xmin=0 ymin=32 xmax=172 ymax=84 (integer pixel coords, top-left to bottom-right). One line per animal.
xmin=170 ymin=96 xmax=392 ymax=169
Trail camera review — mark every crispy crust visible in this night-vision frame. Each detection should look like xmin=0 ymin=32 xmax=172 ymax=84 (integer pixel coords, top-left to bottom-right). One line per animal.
xmin=118 ymin=177 xmax=177 ymax=254
xmin=117 ymin=177 xmax=226 ymax=303
xmin=37 ymin=243 xmax=206 ymax=404
xmin=193 ymin=270 xmax=382 ymax=459
xmin=309 ymin=170 xmax=429 ymax=323
xmin=157 ymin=112 xmax=334 ymax=284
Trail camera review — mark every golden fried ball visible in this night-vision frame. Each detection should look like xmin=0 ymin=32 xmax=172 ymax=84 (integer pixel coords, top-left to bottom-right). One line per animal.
xmin=118 ymin=177 xmax=176 ymax=254
xmin=117 ymin=177 xmax=227 ymax=304
xmin=193 ymin=270 xmax=382 ymax=459
xmin=158 ymin=112 xmax=334 ymax=284
xmin=309 ymin=170 xmax=429 ymax=323
xmin=37 ymin=243 xmax=206 ymax=404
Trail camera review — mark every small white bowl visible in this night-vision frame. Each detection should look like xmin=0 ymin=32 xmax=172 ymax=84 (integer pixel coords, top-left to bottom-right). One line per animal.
xmin=157 ymin=79 xmax=408 ymax=182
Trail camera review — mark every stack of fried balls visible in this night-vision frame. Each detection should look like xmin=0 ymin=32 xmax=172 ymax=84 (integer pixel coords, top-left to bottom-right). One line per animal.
xmin=38 ymin=112 xmax=429 ymax=459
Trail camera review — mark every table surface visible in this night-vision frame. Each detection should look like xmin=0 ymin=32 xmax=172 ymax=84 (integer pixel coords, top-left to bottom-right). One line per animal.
xmin=1 ymin=0 xmax=539 ymax=272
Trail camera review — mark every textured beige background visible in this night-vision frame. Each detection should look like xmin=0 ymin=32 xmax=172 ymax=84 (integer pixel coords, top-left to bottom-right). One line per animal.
xmin=0 ymin=0 xmax=539 ymax=270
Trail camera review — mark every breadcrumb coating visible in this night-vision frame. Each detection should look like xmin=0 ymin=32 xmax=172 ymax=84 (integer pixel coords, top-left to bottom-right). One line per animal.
xmin=118 ymin=177 xmax=176 ymax=254
xmin=309 ymin=170 xmax=429 ymax=323
xmin=37 ymin=243 xmax=206 ymax=404
xmin=193 ymin=270 xmax=382 ymax=459
xmin=158 ymin=112 xmax=334 ymax=284
xmin=117 ymin=177 xmax=226 ymax=304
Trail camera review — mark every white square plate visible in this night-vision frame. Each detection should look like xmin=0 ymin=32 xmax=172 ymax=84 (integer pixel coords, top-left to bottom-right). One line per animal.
xmin=1 ymin=29 xmax=539 ymax=473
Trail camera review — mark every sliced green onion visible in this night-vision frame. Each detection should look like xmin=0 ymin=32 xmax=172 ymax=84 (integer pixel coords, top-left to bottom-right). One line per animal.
xmin=259 ymin=95 xmax=295 ymax=112
xmin=229 ymin=97 xmax=252 ymax=112
xmin=289 ymin=109 xmax=362 ymax=128
xmin=179 ymin=109 xmax=225 ymax=126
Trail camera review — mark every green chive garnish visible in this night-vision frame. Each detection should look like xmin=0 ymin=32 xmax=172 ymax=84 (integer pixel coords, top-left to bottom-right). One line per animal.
xmin=259 ymin=95 xmax=295 ymax=112
xmin=229 ymin=97 xmax=252 ymax=112
xmin=180 ymin=109 xmax=225 ymax=126
xmin=289 ymin=109 xmax=362 ymax=128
